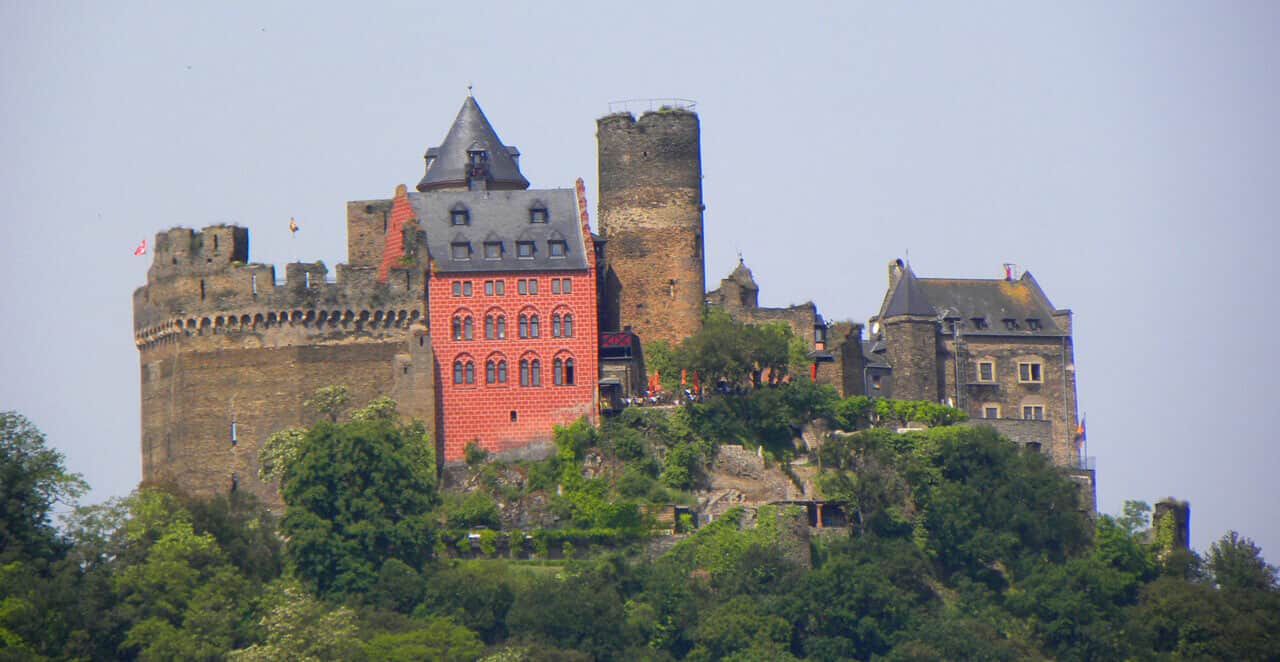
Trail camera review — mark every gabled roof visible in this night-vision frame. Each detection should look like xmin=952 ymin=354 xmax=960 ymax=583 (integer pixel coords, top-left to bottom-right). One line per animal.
xmin=417 ymin=97 xmax=530 ymax=192
xmin=877 ymin=262 xmax=1068 ymax=337
xmin=411 ymin=189 xmax=587 ymax=274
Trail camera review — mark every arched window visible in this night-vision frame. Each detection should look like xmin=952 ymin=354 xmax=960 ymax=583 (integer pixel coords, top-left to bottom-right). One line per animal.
xmin=530 ymin=315 xmax=540 ymax=338
xmin=531 ymin=359 xmax=541 ymax=386
xmin=519 ymin=315 xmax=529 ymax=338
xmin=497 ymin=316 xmax=506 ymax=339
xmin=485 ymin=315 xmax=495 ymax=339
xmin=552 ymin=314 xmax=562 ymax=338
xmin=453 ymin=360 xmax=463 ymax=384
xmin=486 ymin=360 xmax=496 ymax=384
xmin=519 ymin=359 xmax=530 ymax=386
xmin=563 ymin=313 xmax=574 ymax=338
xmin=464 ymin=361 xmax=475 ymax=384
xmin=553 ymin=358 xmax=564 ymax=385
xmin=451 ymin=316 xmax=462 ymax=340
xmin=463 ymin=316 xmax=473 ymax=340
xmin=498 ymin=360 xmax=508 ymax=383
xmin=565 ymin=358 xmax=575 ymax=385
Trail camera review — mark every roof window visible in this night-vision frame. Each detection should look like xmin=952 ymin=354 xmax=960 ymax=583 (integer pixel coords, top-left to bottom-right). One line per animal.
xmin=971 ymin=317 xmax=989 ymax=330
xmin=1026 ymin=318 xmax=1041 ymax=330
xmin=483 ymin=241 xmax=503 ymax=260
xmin=529 ymin=205 xmax=548 ymax=224
xmin=548 ymin=240 xmax=568 ymax=258
xmin=451 ymin=242 xmax=472 ymax=260
xmin=1003 ymin=318 xmax=1019 ymax=330
xmin=450 ymin=204 xmax=470 ymax=226
xmin=516 ymin=241 xmax=535 ymax=259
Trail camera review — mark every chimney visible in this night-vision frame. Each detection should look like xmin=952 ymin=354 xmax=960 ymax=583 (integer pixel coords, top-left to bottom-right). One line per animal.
xmin=888 ymin=258 xmax=905 ymax=287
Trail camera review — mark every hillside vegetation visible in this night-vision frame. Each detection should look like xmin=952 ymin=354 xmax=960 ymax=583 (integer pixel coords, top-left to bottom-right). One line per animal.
xmin=3 ymin=389 xmax=1278 ymax=660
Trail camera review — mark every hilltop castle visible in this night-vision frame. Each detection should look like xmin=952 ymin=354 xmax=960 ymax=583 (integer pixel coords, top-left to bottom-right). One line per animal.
xmin=133 ymin=96 xmax=1093 ymax=507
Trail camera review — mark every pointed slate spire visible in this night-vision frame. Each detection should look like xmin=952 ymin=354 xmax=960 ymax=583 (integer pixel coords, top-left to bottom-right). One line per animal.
xmin=417 ymin=97 xmax=529 ymax=192
xmin=883 ymin=266 xmax=935 ymax=317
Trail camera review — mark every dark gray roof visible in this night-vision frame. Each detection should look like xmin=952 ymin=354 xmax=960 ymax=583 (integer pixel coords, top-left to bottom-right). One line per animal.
xmin=862 ymin=339 xmax=891 ymax=368
xmin=410 ymin=189 xmax=588 ymax=274
xmin=882 ymin=267 xmax=935 ymax=317
xmin=727 ymin=259 xmax=758 ymax=290
xmin=417 ymin=97 xmax=530 ymax=192
xmin=913 ymin=276 xmax=1064 ymax=336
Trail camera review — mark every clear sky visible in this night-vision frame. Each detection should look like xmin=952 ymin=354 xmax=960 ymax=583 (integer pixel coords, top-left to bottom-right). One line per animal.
xmin=2 ymin=1 xmax=1276 ymax=556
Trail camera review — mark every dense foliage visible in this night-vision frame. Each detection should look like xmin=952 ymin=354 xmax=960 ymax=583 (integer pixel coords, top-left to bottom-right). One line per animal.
xmin=3 ymin=396 xmax=1278 ymax=660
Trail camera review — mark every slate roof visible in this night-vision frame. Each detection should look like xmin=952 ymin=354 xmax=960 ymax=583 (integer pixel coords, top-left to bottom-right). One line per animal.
xmin=410 ymin=189 xmax=588 ymax=274
xmin=862 ymin=339 xmax=891 ymax=368
xmin=417 ymin=97 xmax=530 ymax=192
xmin=879 ymin=265 xmax=1066 ymax=337
xmin=727 ymin=259 xmax=758 ymax=290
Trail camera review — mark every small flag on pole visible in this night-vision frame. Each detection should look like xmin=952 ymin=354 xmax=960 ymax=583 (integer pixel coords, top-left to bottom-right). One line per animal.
xmin=289 ymin=217 xmax=298 ymax=234
xmin=1074 ymin=415 xmax=1087 ymax=445
xmin=133 ymin=239 xmax=147 ymax=256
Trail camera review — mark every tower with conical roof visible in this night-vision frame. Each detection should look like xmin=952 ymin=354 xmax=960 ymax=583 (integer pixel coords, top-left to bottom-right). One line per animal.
xmin=596 ymin=106 xmax=705 ymax=347
xmin=418 ymin=96 xmax=530 ymax=192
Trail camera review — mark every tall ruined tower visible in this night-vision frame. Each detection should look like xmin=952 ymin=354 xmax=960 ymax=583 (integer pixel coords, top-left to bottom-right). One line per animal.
xmin=597 ymin=105 xmax=705 ymax=347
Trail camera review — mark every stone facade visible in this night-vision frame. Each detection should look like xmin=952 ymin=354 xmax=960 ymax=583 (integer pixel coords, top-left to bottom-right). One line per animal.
xmin=597 ymin=108 xmax=705 ymax=347
xmin=133 ymin=224 xmax=434 ymax=507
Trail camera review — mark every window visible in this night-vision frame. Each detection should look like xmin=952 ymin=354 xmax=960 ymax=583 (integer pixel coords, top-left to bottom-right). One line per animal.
xmin=485 ymin=281 xmax=494 ymax=296
xmin=516 ymin=241 xmax=535 ymax=258
xmin=1022 ymin=405 xmax=1044 ymax=420
xmin=1027 ymin=318 xmax=1042 ymax=330
xmin=529 ymin=206 xmax=548 ymax=223
xmin=983 ymin=405 xmax=1000 ymax=419
xmin=978 ymin=361 xmax=995 ymax=382
xmin=531 ymin=359 xmax=541 ymax=386
xmin=453 ymin=360 xmax=463 ymax=384
xmin=495 ymin=280 xmax=505 ymax=295
xmin=486 ymin=360 xmax=496 ymax=384
xmin=518 ymin=279 xmax=527 ymax=295
xmin=510 ymin=410 xmax=518 ymax=422
xmin=451 ymin=207 xmax=470 ymax=226
xmin=554 ymin=358 xmax=564 ymax=386
xmin=484 ymin=242 xmax=502 ymax=260
xmin=528 ymin=279 xmax=538 ymax=294
xmin=872 ymin=374 xmax=882 ymax=390
xmin=464 ymin=361 xmax=475 ymax=384
xmin=451 ymin=316 xmax=463 ymax=340
xmin=551 ymin=279 xmax=560 ymax=294
xmin=519 ymin=359 xmax=530 ymax=386
xmin=519 ymin=315 xmax=529 ymax=338
xmin=463 ymin=281 xmax=473 ymax=296
xmin=452 ymin=282 xmax=462 ymax=297
xmin=562 ymin=278 xmax=571 ymax=293
xmin=530 ymin=314 xmax=540 ymax=338
xmin=230 ymin=421 xmax=237 ymax=446
xmin=497 ymin=360 xmax=508 ymax=383
xmin=548 ymin=240 xmax=567 ymax=257
xmin=563 ymin=313 xmax=573 ymax=337
xmin=463 ymin=316 xmax=473 ymax=340
xmin=485 ymin=315 xmax=495 ymax=339
xmin=1018 ymin=362 xmax=1043 ymax=383
xmin=552 ymin=313 xmax=561 ymax=337
xmin=1004 ymin=318 xmax=1020 ymax=330
xmin=496 ymin=315 xmax=506 ymax=338
xmin=971 ymin=317 xmax=989 ymax=330
xmin=565 ymin=358 xmax=575 ymax=385
xmin=451 ymin=242 xmax=471 ymax=260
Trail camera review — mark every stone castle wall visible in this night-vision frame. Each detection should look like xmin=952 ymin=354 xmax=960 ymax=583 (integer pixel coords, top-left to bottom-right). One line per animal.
xmin=597 ymin=109 xmax=705 ymax=347
xmin=134 ymin=225 xmax=435 ymax=507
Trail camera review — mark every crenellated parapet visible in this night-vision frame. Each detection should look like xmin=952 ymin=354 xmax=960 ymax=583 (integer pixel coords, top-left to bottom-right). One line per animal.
xmin=133 ymin=224 xmax=429 ymax=346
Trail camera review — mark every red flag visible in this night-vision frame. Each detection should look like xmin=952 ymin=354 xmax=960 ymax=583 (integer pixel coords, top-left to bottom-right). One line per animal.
xmin=693 ymin=371 xmax=700 ymax=393
xmin=653 ymin=370 xmax=661 ymax=393
xmin=810 ymin=363 xmax=817 ymax=381
xmin=681 ymin=369 xmax=687 ymax=386
xmin=1074 ymin=415 xmax=1087 ymax=445
xmin=133 ymin=239 xmax=147 ymax=256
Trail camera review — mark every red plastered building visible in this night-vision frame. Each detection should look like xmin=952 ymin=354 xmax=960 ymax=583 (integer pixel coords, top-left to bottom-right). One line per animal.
xmin=412 ymin=97 xmax=598 ymax=461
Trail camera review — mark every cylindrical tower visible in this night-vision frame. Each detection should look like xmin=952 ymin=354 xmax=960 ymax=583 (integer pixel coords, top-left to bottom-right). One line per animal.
xmin=597 ymin=107 xmax=705 ymax=347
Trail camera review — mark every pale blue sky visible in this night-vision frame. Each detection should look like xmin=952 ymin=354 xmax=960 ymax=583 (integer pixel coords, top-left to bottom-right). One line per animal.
xmin=2 ymin=1 xmax=1276 ymax=555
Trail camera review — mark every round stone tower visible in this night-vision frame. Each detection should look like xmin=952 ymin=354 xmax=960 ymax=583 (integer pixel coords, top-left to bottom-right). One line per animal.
xmin=597 ymin=106 xmax=705 ymax=347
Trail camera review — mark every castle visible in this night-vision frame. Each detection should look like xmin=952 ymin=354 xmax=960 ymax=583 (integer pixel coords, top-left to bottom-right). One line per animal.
xmin=133 ymin=96 xmax=1093 ymax=507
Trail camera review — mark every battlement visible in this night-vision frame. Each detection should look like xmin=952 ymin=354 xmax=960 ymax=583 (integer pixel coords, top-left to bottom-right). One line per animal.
xmin=134 ymin=223 xmax=428 ymax=346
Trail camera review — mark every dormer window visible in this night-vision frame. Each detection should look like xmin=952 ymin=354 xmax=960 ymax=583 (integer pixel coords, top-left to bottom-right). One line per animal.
xmin=1003 ymin=318 xmax=1019 ymax=330
xmin=450 ymin=242 xmax=472 ymax=260
xmin=971 ymin=317 xmax=989 ymax=330
xmin=516 ymin=241 xmax=535 ymax=259
xmin=1026 ymin=318 xmax=1041 ymax=330
xmin=529 ymin=205 xmax=549 ymax=224
xmin=483 ymin=241 xmax=503 ymax=260
xmin=467 ymin=148 xmax=488 ymax=166
xmin=450 ymin=204 xmax=470 ymax=226
xmin=548 ymin=240 xmax=568 ymax=258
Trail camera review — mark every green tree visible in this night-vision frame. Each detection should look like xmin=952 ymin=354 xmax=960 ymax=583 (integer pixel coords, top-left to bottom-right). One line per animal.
xmin=279 ymin=394 xmax=438 ymax=598
xmin=227 ymin=580 xmax=365 ymax=661
xmin=0 ymin=411 xmax=87 ymax=562
xmin=363 ymin=616 xmax=484 ymax=661
xmin=1207 ymin=531 xmax=1279 ymax=592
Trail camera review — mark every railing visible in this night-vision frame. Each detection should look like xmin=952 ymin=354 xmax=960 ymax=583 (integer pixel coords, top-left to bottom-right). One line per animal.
xmin=607 ymin=98 xmax=697 ymax=114
xmin=1073 ymin=456 xmax=1097 ymax=471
